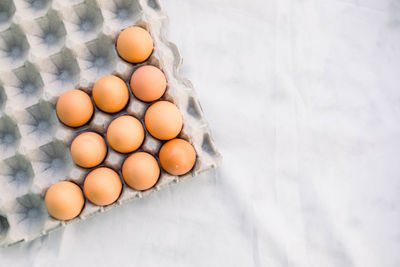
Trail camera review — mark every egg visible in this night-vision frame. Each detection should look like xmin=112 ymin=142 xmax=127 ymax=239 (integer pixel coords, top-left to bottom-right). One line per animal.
xmin=144 ymin=101 xmax=183 ymax=140
xmin=44 ymin=181 xmax=85 ymax=221
xmin=122 ymin=152 xmax=160 ymax=191
xmin=159 ymin=138 xmax=196 ymax=175
xmin=83 ymin=167 xmax=122 ymax=206
xmin=116 ymin=26 xmax=153 ymax=63
xmin=92 ymin=75 xmax=129 ymax=113
xmin=70 ymin=132 xmax=107 ymax=168
xmin=56 ymin=89 xmax=93 ymax=127
xmin=130 ymin=65 xmax=167 ymax=102
xmin=107 ymin=115 xmax=144 ymax=153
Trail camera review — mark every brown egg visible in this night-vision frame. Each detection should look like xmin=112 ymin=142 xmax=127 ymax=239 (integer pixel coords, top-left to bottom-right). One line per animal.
xmin=144 ymin=101 xmax=183 ymax=140
xmin=83 ymin=167 xmax=122 ymax=206
xmin=122 ymin=152 xmax=160 ymax=191
xmin=92 ymin=75 xmax=129 ymax=113
xmin=159 ymin=138 xmax=196 ymax=175
xmin=44 ymin=181 xmax=84 ymax=221
xmin=56 ymin=89 xmax=93 ymax=127
xmin=107 ymin=115 xmax=144 ymax=153
xmin=70 ymin=132 xmax=107 ymax=168
xmin=116 ymin=26 xmax=153 ymax=63
xmin=130 ymin=65 xmax=167 ymax=102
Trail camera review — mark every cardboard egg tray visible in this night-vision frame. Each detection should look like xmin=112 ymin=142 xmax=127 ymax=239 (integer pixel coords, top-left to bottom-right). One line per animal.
xmin=0 ymin=0 xmax=221 ymax=247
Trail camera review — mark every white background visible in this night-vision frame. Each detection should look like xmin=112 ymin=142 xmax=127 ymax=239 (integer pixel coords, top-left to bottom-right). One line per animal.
xmin=1 ymin=0 xmax=400 ymax=266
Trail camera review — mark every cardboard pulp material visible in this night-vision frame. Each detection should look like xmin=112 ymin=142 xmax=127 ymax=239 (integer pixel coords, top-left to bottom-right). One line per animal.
xmin=0 ymin=0 xmax=221 ymax=247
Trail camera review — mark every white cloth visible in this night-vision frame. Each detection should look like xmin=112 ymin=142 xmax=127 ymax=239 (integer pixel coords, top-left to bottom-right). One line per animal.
xmin=1 ymin=0 xmax=400 ymax=266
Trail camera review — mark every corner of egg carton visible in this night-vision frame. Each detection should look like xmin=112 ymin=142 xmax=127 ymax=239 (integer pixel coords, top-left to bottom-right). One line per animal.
xmin=163 ymin=80 xmax=222 ymax=175
xmin=0 ymin=0 xmax=221 ymax=247
xmin=180 ymin=101 xmax=222 ymax=175
xmin=140 ymin=0 xmax=222 ymax=174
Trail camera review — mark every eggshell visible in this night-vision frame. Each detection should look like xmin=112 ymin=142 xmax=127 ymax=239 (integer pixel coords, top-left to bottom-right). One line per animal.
xmin=44 ymin=181 xmax=85 ymax=221
xmin=159 ymin=138 xmax=196 ymax=176
xmin=70 ymin=132 xmax=107 ymax=168
xmin=144 ymin=101 xmax=183 ymax=140
xmin=130 ymin=65 xmax=167 ymax=102
xmin=83 ymin=167 xmax=122 ymax=206
xmin=122 ymin=152 xmax=160 ymax=191
xmin=56 ymin=89 xmax=93 ymax=127
xmin=116 ymin=26 xmax=153 ymax=63
xmin=107 ymin=115 xmax=144 ymax=153
xmin=92 ymin=75 xmax=129 ymax=113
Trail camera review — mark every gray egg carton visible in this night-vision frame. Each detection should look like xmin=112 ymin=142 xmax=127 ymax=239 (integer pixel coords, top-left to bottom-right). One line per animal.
xmin=0 ymin=0 xmax=221 ymax=247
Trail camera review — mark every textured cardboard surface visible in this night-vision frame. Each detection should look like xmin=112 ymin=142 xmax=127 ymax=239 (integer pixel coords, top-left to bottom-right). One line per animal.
xmin=0 ymin=0 xmax=220 ymax=247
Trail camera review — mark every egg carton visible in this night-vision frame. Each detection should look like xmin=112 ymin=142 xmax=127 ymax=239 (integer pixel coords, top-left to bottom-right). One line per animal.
xmin=0 ymin=0 xmax=221 ymax=247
